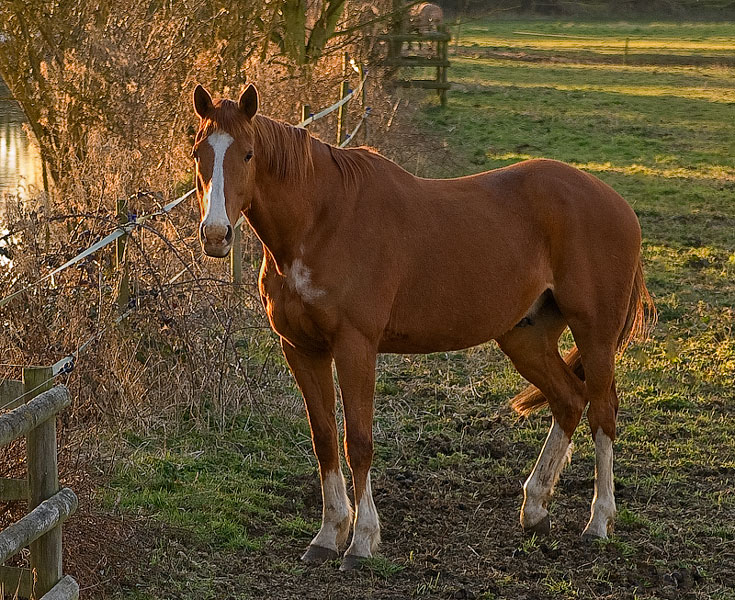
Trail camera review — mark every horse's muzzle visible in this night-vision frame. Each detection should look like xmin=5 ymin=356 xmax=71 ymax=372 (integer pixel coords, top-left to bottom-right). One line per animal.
xmin=200 ymin=222 xmax=233 ymax=257
xmin=203 ymin=242 xmax=232 ymax=258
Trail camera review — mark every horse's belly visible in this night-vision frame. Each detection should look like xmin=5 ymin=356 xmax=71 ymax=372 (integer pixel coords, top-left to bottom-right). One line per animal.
xmin=378 ymin=296 xmax=526 ymax=354
xmin=377 ymin=255 xmax=551 ymax=353
xmin=378 ymin=330 xmax=492 ymax=354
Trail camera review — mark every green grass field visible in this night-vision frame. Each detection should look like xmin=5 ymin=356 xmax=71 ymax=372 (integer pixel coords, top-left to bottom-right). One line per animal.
xmin=104 ymin=20 xmax=735 ymax=599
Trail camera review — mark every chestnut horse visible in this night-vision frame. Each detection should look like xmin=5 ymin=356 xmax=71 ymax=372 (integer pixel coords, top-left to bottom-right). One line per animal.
xmin=191 ymin=84 xmax=655 ymax=569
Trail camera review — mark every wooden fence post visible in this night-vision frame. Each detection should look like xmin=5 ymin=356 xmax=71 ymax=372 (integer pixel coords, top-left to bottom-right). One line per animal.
xmin=302 ymin=104 xmax=311 ymax=123
xmin=439 ymin=28 xmax=448 ymax=107
xmin=22 ymin=366 xmax=63 ymax=597
xmin=337 ymin=52 xmax=350 ymax=145
xmin=359 ymin=63 xmax=368 ymax=144
xmin=230 ymin=223 xmax=243 ymax=288
xmin=116 ymin=196 xmax=130 ymax=317
xmin=389 ymin=0 xmax=404 ymax=59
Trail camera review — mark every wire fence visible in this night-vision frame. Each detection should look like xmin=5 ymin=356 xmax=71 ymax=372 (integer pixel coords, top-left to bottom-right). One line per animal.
xmin=0 ymin=64 xmax=370 ymax=412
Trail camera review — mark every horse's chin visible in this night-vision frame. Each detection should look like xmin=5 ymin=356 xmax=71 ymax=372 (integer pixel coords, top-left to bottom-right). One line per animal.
xmin=203 ymin=244 xmax=232 ymax=258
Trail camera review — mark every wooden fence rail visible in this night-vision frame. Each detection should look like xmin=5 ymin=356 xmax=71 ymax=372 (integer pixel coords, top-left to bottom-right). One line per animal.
xmin=0 ymin=370 xmax=78 ymax=600
xmin=0 ymin=488 xmax=78 ymax=564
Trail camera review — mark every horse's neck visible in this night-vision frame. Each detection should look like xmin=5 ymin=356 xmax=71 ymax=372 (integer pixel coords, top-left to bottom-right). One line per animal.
xmin=247 ymin=141 xmax=336 ymax=271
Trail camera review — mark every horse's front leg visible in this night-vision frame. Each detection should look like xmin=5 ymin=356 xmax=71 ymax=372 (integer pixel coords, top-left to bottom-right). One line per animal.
xmin=333 ymin=329 xmax=380 ymax=570
xmin=281 ymin=339 xmax=352 ymax=564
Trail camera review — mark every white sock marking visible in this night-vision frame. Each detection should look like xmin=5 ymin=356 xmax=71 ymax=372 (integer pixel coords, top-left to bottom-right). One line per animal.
xmin=202 ymin=131 xmax=234 ymax=230
xmin=522 ymin=418 xmax=572 ymax=529
xmin=311 ymin=470 xmax=352 ymax=550
xmin=346 ymin=472 xmax=380 ymax=558
xmin=584 ymin=428 xmax=616 ymax=538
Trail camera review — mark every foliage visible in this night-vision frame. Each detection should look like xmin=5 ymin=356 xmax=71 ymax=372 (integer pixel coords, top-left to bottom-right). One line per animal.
xmin=0 ymin=0 xmax=245 ymax=183
xmin=0 ymin=0 xmax=400 ymax=433
xmin=276 ymin=0 xmax=348 ymax=64
xmin=0 ymin=0 xmax=390 ymax=186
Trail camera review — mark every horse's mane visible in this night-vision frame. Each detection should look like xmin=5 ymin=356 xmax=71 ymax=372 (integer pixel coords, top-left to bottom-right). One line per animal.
xmin=198 ymin=99 xmax=376 ymax=190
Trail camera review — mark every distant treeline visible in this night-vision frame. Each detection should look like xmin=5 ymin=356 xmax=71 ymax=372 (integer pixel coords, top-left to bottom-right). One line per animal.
xmin=436 ymin=0 xmax=735 ymax=17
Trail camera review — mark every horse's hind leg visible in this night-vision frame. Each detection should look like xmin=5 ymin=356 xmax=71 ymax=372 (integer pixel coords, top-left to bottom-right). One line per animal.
xmin=559 ymin=299 xmax=628 ymax=539
xmin=281 ymin=340 xmax=352 ymax=564
xmin=566 ymin=331 xmax=620 ymax=540
xmin=582 ymin=376 xmax=618 ymax=540
xmin=497 ymin=301 xmax=586 ymax=534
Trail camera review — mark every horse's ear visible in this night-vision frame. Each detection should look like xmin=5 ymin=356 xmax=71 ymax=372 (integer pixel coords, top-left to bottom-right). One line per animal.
xmin=238 ymin=84 xmax=258 ymax=120
xmin=193 ymin=84 xmax=213 ymax=119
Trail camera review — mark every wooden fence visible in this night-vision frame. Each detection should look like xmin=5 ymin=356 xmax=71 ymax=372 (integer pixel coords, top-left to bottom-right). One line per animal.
xmin=0 ymin=368 xmax=78 ymax=600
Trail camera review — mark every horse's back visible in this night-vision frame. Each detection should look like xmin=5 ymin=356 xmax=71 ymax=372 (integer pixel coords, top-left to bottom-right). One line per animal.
xmin=372 ymin=158 xmax=642 ymax=352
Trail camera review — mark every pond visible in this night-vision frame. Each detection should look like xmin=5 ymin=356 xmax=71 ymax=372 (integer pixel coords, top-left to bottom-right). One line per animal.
xmin=0 ymin=76 xmax=44 ymax=206
xmin=0 ymin=76 xmax=43 ymax=263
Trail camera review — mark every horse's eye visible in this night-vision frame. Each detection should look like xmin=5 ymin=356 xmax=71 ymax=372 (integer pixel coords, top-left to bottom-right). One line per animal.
xmin=245 ymin=151 xmax=254 ymax=162
xmin=191 ymin=149 xmax=199 ymax=161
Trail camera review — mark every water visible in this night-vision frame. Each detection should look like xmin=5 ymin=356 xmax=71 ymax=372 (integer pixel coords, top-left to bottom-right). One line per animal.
xmin=0 ymin=77 xmax=44 ymax=205
xmin=0 ymin=77 xmax=43 ymax=265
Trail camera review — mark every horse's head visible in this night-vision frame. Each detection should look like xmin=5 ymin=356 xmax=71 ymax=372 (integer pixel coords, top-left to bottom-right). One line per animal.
xmin=192 ymin=84 xmax=259 ymax=257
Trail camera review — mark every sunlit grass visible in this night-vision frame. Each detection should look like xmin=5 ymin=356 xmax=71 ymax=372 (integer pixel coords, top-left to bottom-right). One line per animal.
xmin=407 ymin=23 xmax=735 ymax=597
xmin=484 ymin=152 xmax=735 ymax=182
xmin=450 ymin=56 xmax=735 ymax=103
xmin=459 ymin=34 xmax=735 ymax=55
xmin=456 ymin=19 xmax=735 ymax=57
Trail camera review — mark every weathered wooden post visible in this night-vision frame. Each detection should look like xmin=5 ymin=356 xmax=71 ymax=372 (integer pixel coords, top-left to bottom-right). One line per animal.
xmin=454 ymin=17 xmax=461 ymax=54
xmin=230 ymin=223 xmax=243 ymax=288
xmin=389 ymin=0 xmax=404 ymax=59
xmin=359 ymin=63 xmax=368 ymax=144
xmin=439 ymin=32 xmax=449 ymax=107
xmin=337 ymin=53 xmax=350 ymax=145
xmin=116 ymin=196 xmax=130 ymax=317
xmin=22 ymin=366 xmax=62 ymax=598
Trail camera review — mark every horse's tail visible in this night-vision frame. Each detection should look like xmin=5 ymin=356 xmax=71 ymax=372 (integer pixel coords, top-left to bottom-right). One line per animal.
xmin=617 ymin=259 xmax=657 ymax=354
xmin=510 ymin=260 xmax=656 ymax=416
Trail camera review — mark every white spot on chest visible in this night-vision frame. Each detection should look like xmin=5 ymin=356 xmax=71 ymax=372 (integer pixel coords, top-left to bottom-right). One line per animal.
xmin=285 ymin=258 xmax=325 ymax=303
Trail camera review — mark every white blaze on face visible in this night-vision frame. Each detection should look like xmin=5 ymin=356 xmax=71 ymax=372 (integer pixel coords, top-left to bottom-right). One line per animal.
xmin=202 ymin=131 xmax=234 ymax=230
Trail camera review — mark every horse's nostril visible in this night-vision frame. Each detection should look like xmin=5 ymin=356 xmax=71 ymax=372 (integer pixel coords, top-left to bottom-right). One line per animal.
xmin=225 ymin=225 xmax=233 ymax=244
xmin=199 ymin=222 xmax=206 ymax=242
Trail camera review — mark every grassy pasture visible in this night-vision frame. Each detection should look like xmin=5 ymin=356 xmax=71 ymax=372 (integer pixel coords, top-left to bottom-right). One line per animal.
xmin=104 ymin=21 xmax=735 ymax=599
xmin=455 ymin=20 xmax=735 ymax=63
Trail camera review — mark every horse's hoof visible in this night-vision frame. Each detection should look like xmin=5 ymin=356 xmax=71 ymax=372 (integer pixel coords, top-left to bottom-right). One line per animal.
xmin=581 ymin=531 xmax=607 ymax=544
xmin=523 ymin=514 xmax=551 ymax=536
xmin=340 ymin=554 xmax=367 ymax=571
xmin=301 ymin=544 xmax=339 ymax=565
